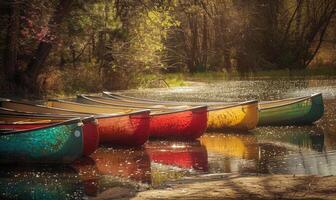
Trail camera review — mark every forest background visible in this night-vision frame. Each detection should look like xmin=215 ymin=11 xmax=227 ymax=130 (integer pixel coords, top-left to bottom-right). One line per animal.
xmin=1 ymin=0 xmax=336 ymax=97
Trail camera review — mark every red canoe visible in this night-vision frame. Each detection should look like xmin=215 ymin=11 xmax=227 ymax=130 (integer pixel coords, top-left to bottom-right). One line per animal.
xmin=77 ymin=96 xmax=208 ymax=139
xmin=0 ymin=113 xmax=99 ymax=156
xmin=95 ymin=111 xmax=151 ymax=146
xmin=149 ymin=106 xmax=208 ymax=139
xmin=0 ymin=99 xmax=151 ymax=146
xmin=145 ymin=141 xmax=208 ymax=171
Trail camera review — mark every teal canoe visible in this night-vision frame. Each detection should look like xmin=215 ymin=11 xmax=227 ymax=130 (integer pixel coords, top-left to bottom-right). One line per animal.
xmin=258 ymin=93 xmax=324 ymax=126
xmin=0 ymin=118 xmax=84 ymax=164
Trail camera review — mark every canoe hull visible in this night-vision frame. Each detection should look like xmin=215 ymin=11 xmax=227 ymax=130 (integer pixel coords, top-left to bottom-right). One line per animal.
xmin=207 ymin=102 xmax=259 ymax=131
xmin=0 ymin=119 xmax=83 ymax=164
xmin=258 ymin=93 xmax=324 ymax=126
xmin=0 ymin=116 xmax=99 ymax=157
xmin=97 ymin=111 xmax=150 ymax=146
xmin=149 ymin=107 xmax=208 ymax=140
xmin=82 ymin=120 xmax=99 ymax=156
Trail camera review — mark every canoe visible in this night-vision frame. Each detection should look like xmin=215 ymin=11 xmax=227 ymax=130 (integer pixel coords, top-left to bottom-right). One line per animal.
xmin=258 ymin=93 xmax=324 ymax=126
xmin=0 ymin=118 xmax=83 ymax=164
xmin=0 ymin=112 xmax=99 ymax=156
xmin=0 ymin=98 xmax=151 ymax=146
xmin=103 ymin=92 xmax=324 ymax=126
xmin=50 ymin=99 xmax=208 ymax=139
xmin=79 ymin=95 xmax=258 ymax=131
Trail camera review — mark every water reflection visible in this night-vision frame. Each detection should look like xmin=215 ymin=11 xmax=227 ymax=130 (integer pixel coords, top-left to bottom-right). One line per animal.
xmin=200 ymin=132 xmax=258 ymax=173
xmin=146 ymin=140 xmax=208 ymax=171
xmin=254 ymin=126 xmax=325 ymax=152
xmin=91 ymin=148 xmax=151 ymax=184
xmin=146 ymin=140 xmax=208 ymax=186
xmin=200 ymin=126 xmax=333 ymax=175
xmin=72 ymin=157 xmax=100 ymax=197
xmin=0 ymin=166 xmax=84 ymax=200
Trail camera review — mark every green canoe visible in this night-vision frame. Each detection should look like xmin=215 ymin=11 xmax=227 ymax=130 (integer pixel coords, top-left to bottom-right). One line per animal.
xmin=258 ymin=93 xmax=324 ymax=126
xmin=0 ymin=118 xmax=83 ymax=164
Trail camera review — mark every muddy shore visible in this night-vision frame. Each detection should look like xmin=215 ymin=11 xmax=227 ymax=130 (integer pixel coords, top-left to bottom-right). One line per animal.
xmin=89 ymin=173 xmax=336 ymax=200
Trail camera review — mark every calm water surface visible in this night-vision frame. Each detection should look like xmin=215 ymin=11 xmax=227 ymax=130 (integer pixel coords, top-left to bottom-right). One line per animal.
xmin=2 ymin=78 xmax=336 ymax=199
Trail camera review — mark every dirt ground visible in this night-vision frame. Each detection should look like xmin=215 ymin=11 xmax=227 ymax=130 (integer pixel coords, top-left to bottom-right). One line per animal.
xmin=90 ymin=173 xmax=336 ymax=200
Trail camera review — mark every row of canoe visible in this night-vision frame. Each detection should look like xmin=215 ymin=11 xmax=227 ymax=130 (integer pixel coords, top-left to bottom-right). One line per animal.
xmin=0 ymin=92 xmax=324 ymax=164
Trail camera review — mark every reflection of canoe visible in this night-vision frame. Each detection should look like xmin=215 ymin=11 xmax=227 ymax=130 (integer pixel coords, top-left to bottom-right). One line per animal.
xmin=200 ymin=133 xmax=258 ymax=160
xmin=145 ymin=140 xmax=208 ymax=171
xmin=104 ymin=92 xmax=324 ymax=126
xmin=0 ymin=99 xmax=150 ymax=146
xmin=0 ymin=166 xmax=83 ymax=199
xmin=72 ymin=157 xmax=100 ymax=197
xmin=80 ymin=94 xmax=257 ymax=131
xmin=91 ymin=148 xmax=151 ymax=183
xmin=62 ymin=97 xmax=208 ymax=139
xmin=0 ymin=118 xmax=83 ymax=164
xmin=0 ymin=111 xmax=99 ymax=156
xmin=254 ymin=126 xmax=324 ymax=152
xmin=258 ymin=93 xmax=324 ymax=126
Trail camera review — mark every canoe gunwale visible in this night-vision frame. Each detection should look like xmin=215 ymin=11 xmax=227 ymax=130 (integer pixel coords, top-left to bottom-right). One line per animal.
xmin=104 ymin=92 xmax=259 ymax=109
xmin=0 ymin=118 xmax=82 ymax=136
xmin=259 ymin=93 xmax=322 ymax=111
xmin=79 ymin=94 xmax=208 ymax=116
xmin=0 ymin=111 xmax=96 ymax=122
xmin=48 ymin=99 xmax=152 ymax=118
xmin=79 ymin=94 xmax=195 ymax=111
xmin=94 ymin=110 xmax=151 ymax=119
xmin=150 ymin=105 xmax=208 ymax=116
xmin=0 ymin=99 xmax=92 ymax=115
xmin=207 ymin=100 xmax=259 ymax=111
xmin=260 ymin=93 xmax=322 ymax=104
xmin=103 ymin=92 xmax=323 ymax=113
xmin=0 ymin=98 xmax=151 ymax=119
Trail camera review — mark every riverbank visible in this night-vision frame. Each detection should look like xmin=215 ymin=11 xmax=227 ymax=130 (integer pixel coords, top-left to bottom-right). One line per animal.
xmin=90 ymin=173 xmax=336 ymax=200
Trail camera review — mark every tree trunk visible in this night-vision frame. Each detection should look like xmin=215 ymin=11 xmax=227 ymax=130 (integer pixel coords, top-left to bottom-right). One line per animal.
xmin=24 ymin=0 xmax=74 ymax=93
xmin=4 ymin=0 xmax=19 ymax=83
xmin=190 ymin=14 xmax=198 ymax=72
xmin=201 ymin=14 xmax=208 ymax=71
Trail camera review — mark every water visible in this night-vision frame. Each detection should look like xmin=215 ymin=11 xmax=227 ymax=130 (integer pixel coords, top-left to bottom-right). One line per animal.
xmin=1 ymin=78 xmax=336 ymax=199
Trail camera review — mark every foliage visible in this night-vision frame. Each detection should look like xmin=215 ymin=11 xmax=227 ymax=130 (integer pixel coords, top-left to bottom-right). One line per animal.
xmin=0 ymin=0 xmax=336 ymax=97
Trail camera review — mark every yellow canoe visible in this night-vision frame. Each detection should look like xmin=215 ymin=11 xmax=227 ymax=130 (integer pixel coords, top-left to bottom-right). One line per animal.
xmin=207 ymin=101 xmax=259 ymax=130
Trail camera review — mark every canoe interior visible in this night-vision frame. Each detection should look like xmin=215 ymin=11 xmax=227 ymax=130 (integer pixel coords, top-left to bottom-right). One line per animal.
xmin=52 ymin=99 xmax=206 ymax=117
xmin=47 ymin=100 xmax=135 ymax=114
xmin=259 ymin=96 xmax=308 ymax=109
xmin=80 ymin=95 xmax=191 ymax=110
xmin=0 ymin=100 xmax=86 ymax=115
